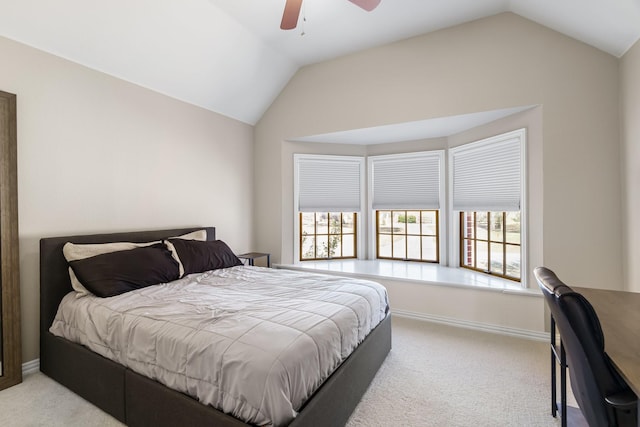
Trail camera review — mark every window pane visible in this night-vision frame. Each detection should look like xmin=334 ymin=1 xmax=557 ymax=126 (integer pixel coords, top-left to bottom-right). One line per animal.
xmin=302 ymin=212 xmax=316 ymax=235
xmin=378 ymin=211 xmax=392 ymax=234
xmin=459 ymin=210 xmax=521 ymax=282
xmin=316 ymin=235 xmax=328 ymax=258
xmin=506 ymin=244 xmax=521 ymax=279
xmin=376 ymin=210 xmax=439 ymax=263
xmin=342 ymin=234 xmax=355 ymax=257
xmin=316 ymin=213 xmax=328 ymax=235
xmin=393 ymin=235 xmax=406 ymax=259
xmin=505 ymin=211 xmax=521 ymax=244
xmin=329 ymin=213 xmax=341 ymax=235
xmin=407 ymin=236 xmax=421 ymax=259
xmin=406 ymin=211 xmax=420 ymax=234
xmin=490 ymin=243 xmax=504 ymax=274
xmin=422 ymin=236 xmax=438 ymax=261
xmin=461 ymin=239 xmax=474 ymax=267
xmin=462 ymin=212 xmax=474 ymax=239
xmin=422 ymin=211 xmax=438 ymax=235
xmin=329 ymin=235 xmax=342 ymax=258
xmin=476 ymin=212 xmax=488 ymax=240
xmin=343 ymin=213 xmax=355 ymax=234
xmin=393 ymin=211 xmax=406 ymax=234
xmin=490 ymin=212 xmax=504 ymax=242
xmin=300 ymin=212 xmax=356 ymax=261
xmin=378 ymin=234 xmax=392 ymax=258
xmin=476 ymin=241 xmax=489 ymax=271
xmin=301 ymin=235 xmax=315 ymax=260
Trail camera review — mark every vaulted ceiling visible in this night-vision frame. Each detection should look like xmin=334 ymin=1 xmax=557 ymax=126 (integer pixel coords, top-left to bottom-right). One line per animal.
xmin=0 ymin=0 xmax=638 ymax=125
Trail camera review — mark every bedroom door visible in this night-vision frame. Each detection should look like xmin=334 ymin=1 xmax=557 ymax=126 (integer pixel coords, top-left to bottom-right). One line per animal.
xmin=0 ymin=90 xmax=21 ymax=390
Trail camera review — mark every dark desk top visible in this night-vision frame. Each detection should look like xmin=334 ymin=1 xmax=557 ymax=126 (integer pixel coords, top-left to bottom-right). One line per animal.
xmin=237 ymin=252 xmax=270 ymax=258
xmin=574 ymin=287 xmax=640 ymax=397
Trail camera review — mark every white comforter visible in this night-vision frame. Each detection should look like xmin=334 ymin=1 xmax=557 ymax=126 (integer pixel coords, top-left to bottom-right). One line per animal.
xmin=49 ymin=266 xmax=389 ymax=426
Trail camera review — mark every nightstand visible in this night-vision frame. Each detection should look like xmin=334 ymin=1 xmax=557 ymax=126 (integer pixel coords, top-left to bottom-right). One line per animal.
xmin=237 ymin=252 xmax=271 ymax=267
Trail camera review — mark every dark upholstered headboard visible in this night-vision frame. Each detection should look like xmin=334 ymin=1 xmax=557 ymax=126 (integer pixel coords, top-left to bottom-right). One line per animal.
xmin=39 ymin=227 xmax=216 ymax=354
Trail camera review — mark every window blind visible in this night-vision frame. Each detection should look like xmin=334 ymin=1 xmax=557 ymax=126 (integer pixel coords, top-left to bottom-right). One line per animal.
xmin=450 ymin=131 xmax=523 ymax=212
xmin=371 ymin=152 xmax=442 ymax=210
xmin=296 ymin=156 xmax=362 ymax=212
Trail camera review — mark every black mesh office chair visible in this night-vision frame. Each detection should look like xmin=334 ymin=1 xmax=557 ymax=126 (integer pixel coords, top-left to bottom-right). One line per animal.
xmin=534 ymin=267 xmax=637 ymax=427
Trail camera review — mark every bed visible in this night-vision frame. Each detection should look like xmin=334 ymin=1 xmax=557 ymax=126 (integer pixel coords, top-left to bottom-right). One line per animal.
xmin=40 ymin=227 xmax=392 ymax=427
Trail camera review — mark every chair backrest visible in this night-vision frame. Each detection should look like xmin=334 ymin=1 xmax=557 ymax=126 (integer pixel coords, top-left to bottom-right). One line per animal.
xmin=534 ymin=267 xmax=629 ymax=427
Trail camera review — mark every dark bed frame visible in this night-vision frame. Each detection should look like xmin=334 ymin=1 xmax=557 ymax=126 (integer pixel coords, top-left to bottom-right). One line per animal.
xmin=40 ymin=227 xmax=392 ymax=427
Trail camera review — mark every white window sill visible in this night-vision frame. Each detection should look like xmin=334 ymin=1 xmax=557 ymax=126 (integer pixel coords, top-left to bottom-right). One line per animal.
xmin=275 ymin=259 xmax=541 ymax=297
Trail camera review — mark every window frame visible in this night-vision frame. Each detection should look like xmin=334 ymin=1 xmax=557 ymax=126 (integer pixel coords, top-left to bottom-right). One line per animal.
xmin=459 ymin=211 xmax=522 ymax=281
xmin=299 ymin=212 xmax=358 ymax=261
xmin=448 ymin=128 xmax=527 ymax=287
xmin=367 ymin=151 xmax=446 ymax=264
xmin=293 ymin=154 xmax=365 ymax=262
xmin=375 ymin=209 xmax=440 ymax=262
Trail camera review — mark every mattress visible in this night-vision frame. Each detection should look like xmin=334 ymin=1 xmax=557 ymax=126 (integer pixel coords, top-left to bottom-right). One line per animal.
xmin=49 ymin=266 xmax=389 ymax=426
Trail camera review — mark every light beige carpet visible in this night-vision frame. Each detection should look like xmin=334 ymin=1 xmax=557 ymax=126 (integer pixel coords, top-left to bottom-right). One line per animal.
xmin=0 ymin=316 xmax=574 ymax=426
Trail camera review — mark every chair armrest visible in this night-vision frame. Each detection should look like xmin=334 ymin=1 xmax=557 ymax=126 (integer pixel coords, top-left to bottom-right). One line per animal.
xmin=605 ymin=389 xmax=637 ymax=410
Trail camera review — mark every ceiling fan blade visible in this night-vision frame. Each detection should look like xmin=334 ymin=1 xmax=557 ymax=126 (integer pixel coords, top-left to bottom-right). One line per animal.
xmin=347 ymin=0 xmax=381 ymax=12
xmin=281 ymin=0 xmax=303 ymax=30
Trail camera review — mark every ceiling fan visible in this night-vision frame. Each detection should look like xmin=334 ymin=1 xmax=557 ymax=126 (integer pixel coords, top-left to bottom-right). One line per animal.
xmin=280 ymin=0 xmax=381 ymax=30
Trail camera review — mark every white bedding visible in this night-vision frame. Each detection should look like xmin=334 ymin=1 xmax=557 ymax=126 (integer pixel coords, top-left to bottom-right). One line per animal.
xmin=49 ymin=266 xmax=389 ymax=426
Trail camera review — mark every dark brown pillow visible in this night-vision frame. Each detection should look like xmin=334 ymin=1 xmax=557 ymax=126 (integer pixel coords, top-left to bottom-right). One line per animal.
xmin=167 ymin=239 xmax=242 ymax=276
xmin=69 ymin=243 xmax=180 ymax=297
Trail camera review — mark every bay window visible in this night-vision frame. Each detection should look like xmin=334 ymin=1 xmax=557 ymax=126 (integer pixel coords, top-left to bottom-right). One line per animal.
xmin=293 ymin=128 xmax=526 ymax=286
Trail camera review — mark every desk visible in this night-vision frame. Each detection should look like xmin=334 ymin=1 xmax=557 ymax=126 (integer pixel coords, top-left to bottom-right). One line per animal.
xmin=574 ymin=287 xmax=640 ymax=425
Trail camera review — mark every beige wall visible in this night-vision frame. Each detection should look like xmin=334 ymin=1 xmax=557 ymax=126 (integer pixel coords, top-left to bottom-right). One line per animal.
xmin=0 ymin=36 xmax=254 ymax=362
xmin=621 ymin=40 xmax=640 ymax=292
xmin=255 ymin=13 xmax=622 ymax=330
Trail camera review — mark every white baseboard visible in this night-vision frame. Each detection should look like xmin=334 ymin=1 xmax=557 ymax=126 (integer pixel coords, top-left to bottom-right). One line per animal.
xmin=22 ymin=359 xmax=40 ymax=376
xmin=392 ymin=309 xmax=548 ymax=342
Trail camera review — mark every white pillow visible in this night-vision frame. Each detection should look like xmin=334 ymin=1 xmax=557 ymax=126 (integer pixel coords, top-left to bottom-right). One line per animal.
xmin=63 ymin=229 xmax=207 ymax=297
xmin=173 ymin=230 xmax=207 ymax=241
